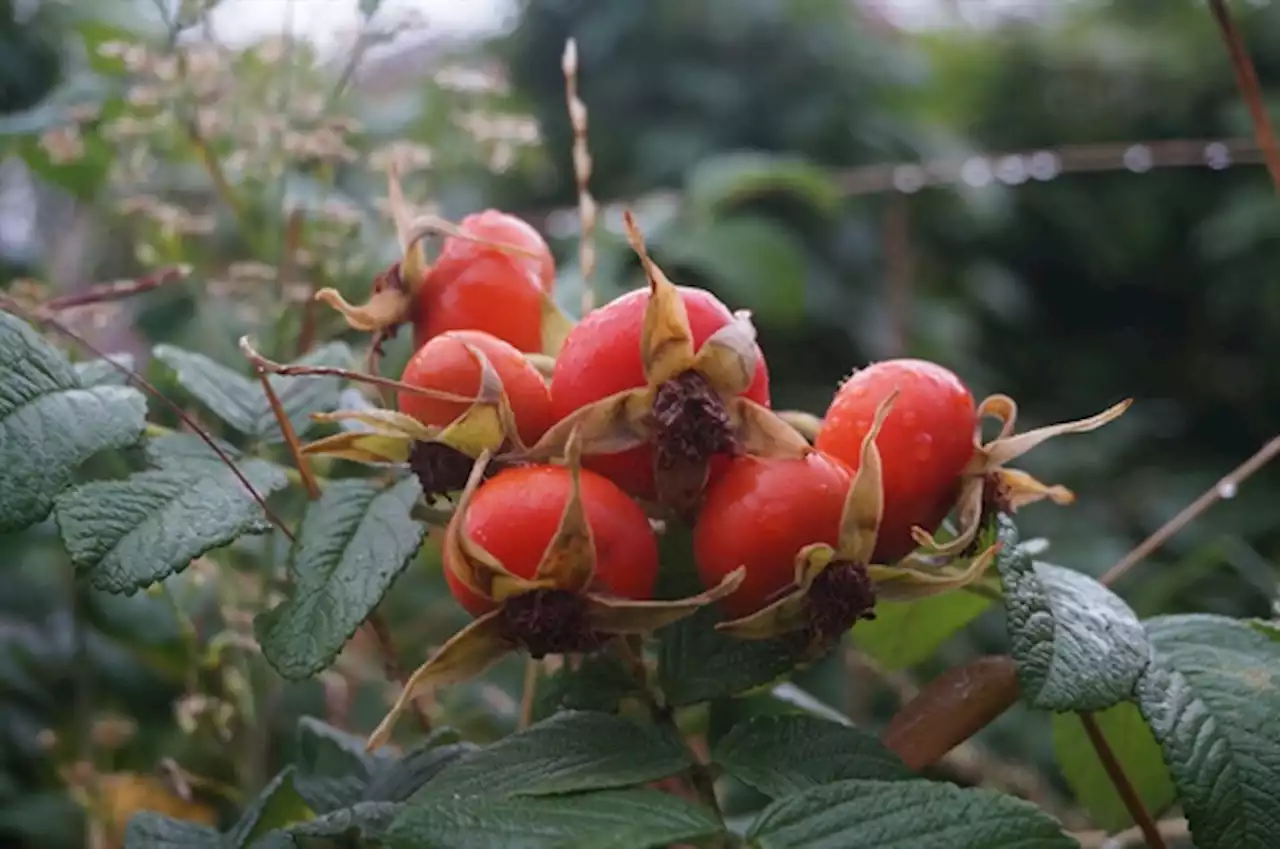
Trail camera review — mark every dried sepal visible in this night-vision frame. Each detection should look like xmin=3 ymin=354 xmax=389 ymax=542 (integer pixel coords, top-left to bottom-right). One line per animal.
xmin=691 ymin=311 xmax=760 ymax=397
xmin=626 ymin=212 xmax=696 ymax=385
xmin=585 ymin=566 xmax=745 ymax=633
xmin=525 ymin=387 xmax=654 ymax=462
xmin=776 ymin=410 xmax=823 ymax=444
xmin=541 ymin=294 xmax=576 ymax=357
xmin=366 ymin=611 xmax=510 ymax=751
xmin=834 ymin=389 xmax=896 ymax=563
xmin=868 ymin=543 xmax=999 ymax=602
xmin=387 ymin=164 xmax=429 ymax=288
xmin=314 ymin=286 xmax=408 ymax=334
xmin=730 ymin=398 xmax=813 ymax=460
xmin=531 ymin=431 xmax=596 ymax=594
xmin=914 ymin=396 xmax=1132 ymax=557
xmin=299 ymin=431 xmax=416 ymax=464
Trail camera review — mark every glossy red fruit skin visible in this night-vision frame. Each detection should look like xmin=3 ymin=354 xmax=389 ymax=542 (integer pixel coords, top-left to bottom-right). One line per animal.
xmin=549 ymin=285 xmax=772 ymax=500
xmin=414 ymin=253 xmax=547 ymax=353
xmin=397 ymin=329 xmax=554 ymax=447
xmin=814 ymin=358 xmax=976 ymax=562
xmin=443 ymin=465 xmax=660 ymax=617
xmin=694 ymin=452 xmax=851 ymax=620
xmin=436 ymin=210 xmax=556 ymax=294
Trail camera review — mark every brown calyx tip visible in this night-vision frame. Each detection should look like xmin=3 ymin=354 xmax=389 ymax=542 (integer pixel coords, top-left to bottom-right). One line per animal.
xmin=799 ymin=560 xmax=877 ymax=649
xmin=498 ymin=588 xmax=603 ymax=659
xmin=410 ymin=441 xmax=500 ymax=502
xmin=651 ymin=370 xmax=737 ymax=469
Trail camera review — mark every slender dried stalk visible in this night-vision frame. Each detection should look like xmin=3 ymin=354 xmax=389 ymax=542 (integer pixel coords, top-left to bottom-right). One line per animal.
xmin=366 ymin=611 xmax=432 ymax=733
xmin=562 ymin=39 xmax=598 ymax=316
xmin=1208 ymin=0 xmax=1280 ymax=190
xmin=1078 ymin=713 xmax=1168 ymax=849
xmin=38 ymin=266 xmax=190 ymax=314
xmin=518 ymin=658 xmax=539 ymax=730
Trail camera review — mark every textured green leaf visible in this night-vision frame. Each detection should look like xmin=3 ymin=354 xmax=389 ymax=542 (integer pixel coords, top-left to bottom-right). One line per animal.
xmin=227 ymin=768 xmax=315 ymax=848
xmin=388 ymin=789 xmax=723 ymax=849
xmin=256 ymin=477 xmax=425 ymax=679
xmin=657 ymin=605 xmax=800 ymax=706
xmin=153 ymin=342 xmax=350 ymax=442
xmin=414 ymin=711 xmax=691 ymax=800
xmin=853 ymin=591 xmax=993 ymax=671
xmin=747 ymin=778 xmax=1079 ymax=849
xmin=124 ymin=813 xmax=222 ymax=849
xmin=713 ymin=714 xmax=911 ymax=799
xmin=995 ymin=517 xmax=1148 ymax=711
xmin=74 ymin=353 xmax=135 ymax=387
xmin=660 ymin=216 xmax=809 ymax=326
xmin=1051 ymin=703 xmax=1175 ymax=832
xmin=249 ymin=802 xmax=399 ymax=849
xmin=293 ymin=716 xmax=388 ymax=812
xmin=534 ymin=651 xmax=641 ymax=719
xmin=363 ymin=742 xmax=478 ymax=804
xmin=54 ymin=449 xmax=288 ymax=594
xmin=1136 ymin=613 xmax=1280 ymax=849
xmin=0 ymin=310 xmax=148 ymax=533
xmin=685 ymin=151 xmax=841 ymax=219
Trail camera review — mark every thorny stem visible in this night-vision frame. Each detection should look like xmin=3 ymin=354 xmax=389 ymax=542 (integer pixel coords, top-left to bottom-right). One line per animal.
xmin=1208 ymin=0 xmax=1280 ymax=191
xmin=2 ymin=299 xmax=294 ymax=539
xmin=1077 ymin=713 xmax=1168 ymax=849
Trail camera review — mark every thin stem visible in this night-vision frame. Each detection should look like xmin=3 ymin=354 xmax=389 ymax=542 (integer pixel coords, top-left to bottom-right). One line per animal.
xmin=366 ymin=609 xmax=432 ymax=733
xmin=3 ymin=300 xmax=294 ymax=540
xmin=251 ymin=365 xmax=321 ymax=500
xmin=562 ymin=38 xmax=597 ymax=316
xmin=1208 ymin=0 xmax=1280 ymax=191
xmin=1100 ymin=434 xmax=1280 ymax=586
xmin=1077 ymin=713 xmax=1168 ymax=849
xmin=38 ymin=266 xmax=189 ymax=313
xmin=518 ymin=657 xmax=540 ymax=730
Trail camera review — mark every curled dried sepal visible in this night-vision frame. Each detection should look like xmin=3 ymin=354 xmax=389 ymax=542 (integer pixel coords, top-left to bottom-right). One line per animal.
xmin=366 ymin=611 xmax=508 ymax=751
xmin=912 ymin=396 xmax=1132 ymax=557
xmin=527 ymin=211 xmax=803 ymax=510
xmin=717 ymin=392 xmax=898 ymax=646
xmin=776 ymin=410 xmax=823 ymax=444
xmin=867 ymin=544 xmax=1000 ymax=602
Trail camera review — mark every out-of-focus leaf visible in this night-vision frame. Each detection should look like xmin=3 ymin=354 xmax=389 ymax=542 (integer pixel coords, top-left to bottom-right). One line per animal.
xmin=853 ymin=591 xmax=993 ymax=671
xmin=74 ymin=353 xmax=136 ymax=387
xmin=363 ymin=741 xmax=478 ymax=804
xmin=226 ymin=768 xmax=315 ymax=848
xmin=685 ymin=151 xmax=841 ymax=220
xmin=0 ymin=310 xmax=147 ymax=534
xmin=124 ymin=813 xmax=222 ymax=849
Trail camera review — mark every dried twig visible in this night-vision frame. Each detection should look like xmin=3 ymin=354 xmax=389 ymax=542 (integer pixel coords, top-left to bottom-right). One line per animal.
xmin=366 ymin=610 xmax=431 ymax=733
xmin=562 ymin=38 xmax=598 ymax=316
xmin=518 ymin=658 xmax=539 ymax=730
xmin=37 ymin=266 xmax=190 ymax=314
xmin=1078 ymin=713 xmax=1168 ymax=849
xmin=1100 ymin=435 xmax=1280 ymax=586
xmin=1072 ymin=819 xmax=1189 ymax=849
xmin=1208 ymin=0 xmax=1280 ymax=190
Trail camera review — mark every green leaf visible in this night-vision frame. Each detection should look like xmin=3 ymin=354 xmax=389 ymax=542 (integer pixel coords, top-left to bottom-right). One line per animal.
xmin=1136 ymin=613 xmax=1280 ymax=849
xmin=0 ymin=310 xmax=148 ymax=533
xmin=256 ymin=477 xmax=426 ymax=679
xmin=227 ymin=768 xmax=316 ymax=848
xmin=534 ymin=651 xmax=641 ymax=718
xmin=54 ymin=449 xmax=288 ymax=594
xmin=995 ymin=517 xmax=1149 ymax=711
xmin=387 ymin=789 xmax=723 ymax=849
xmin=1051 ymin=703 xmax=1175 ymax=833
xmin=124 ymin=813 xmax=222 ymax=849
xmin=685 ymin=151 xmax=841 ymax=219
xmin=249 ymin=802 xmax=399 ymax=849
xmin=74 ymin=353 xmax=135 ymax=387
xmin=713 ymin=715 xmax=911 ymax=799
xmin=657 ymin=606 xmax=800 ymax=706
xmin=414 ymin=711 xmax=691 ymax=800
xmin=747 ymin=778 xmax=1079 ymax=849
xmin=293 ymin=716 xmax=387 ymax=812
xmin=852 ymin=591 xmax=993 ymax=671
xmin=660 ymin=216 xmax=808 ymax=326
xmin=363 ymin=742 xmax=478 ymax=804
xmin=153 ymin=342 xmax=351 ymax=442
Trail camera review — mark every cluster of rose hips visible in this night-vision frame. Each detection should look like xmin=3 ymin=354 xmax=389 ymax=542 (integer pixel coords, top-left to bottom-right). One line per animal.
xmin=308 ymin=178 xmax=1129 ymax=747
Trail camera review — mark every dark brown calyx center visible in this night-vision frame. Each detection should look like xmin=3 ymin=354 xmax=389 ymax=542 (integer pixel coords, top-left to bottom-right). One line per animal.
xmin=651 ymin=370 xmax=737 ymax=470
xmin=409 ymin=441 xmax=495 ymax=502
xmin=799 ymin=561 xmax=877 ymax=650
xmin=498 ymin=589 xmax=602 ymax=659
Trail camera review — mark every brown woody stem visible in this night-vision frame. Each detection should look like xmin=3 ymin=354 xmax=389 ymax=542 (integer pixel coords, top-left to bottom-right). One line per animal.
xmin=38 ymin=266 xmax=189 ymax=313
xmin=1208 ymin=0 xmax=1280 ymax=191
xmin=1078 ymin=712 xmax=1168 ymax=849
xmin=366 ymin=607 xmax=432 ymax=733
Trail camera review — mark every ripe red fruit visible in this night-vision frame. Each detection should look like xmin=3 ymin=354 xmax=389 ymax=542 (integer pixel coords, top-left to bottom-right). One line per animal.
xmin=815 ymin=358 xmax=976 ymax=562
xmin=435 ymin=210 xmax=556 ymax=294
xmin=694 ymin=452 xmax=852 ymax=620
xmin=397 ymin=329 xmax=553 ymax=447
xmin=549 ymin=285 xmax=772 ymax=500
xmin=443 ymin=464 xmax=659 ymax=617
xmin=413 ymin=211 xmax=556 ymax=353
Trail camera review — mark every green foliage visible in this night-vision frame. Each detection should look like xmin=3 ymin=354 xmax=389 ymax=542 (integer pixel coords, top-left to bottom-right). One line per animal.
xmin=124 ymin=814 xmax=222 ymax=849
xmin=0 ymin=311 xmax=147 ymax=533
xmin=745 ymin=779 xmax=1079 ymax=849
xmin=1137 ymin=614 xmax=1280 ymax=849
xmin=257 ymin=477 xmax=426 ymax=680
xmin=852 ymin=591 xmax=994 ymax=671
xmin=995 ymin=516 xmax=1150 ymax=711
